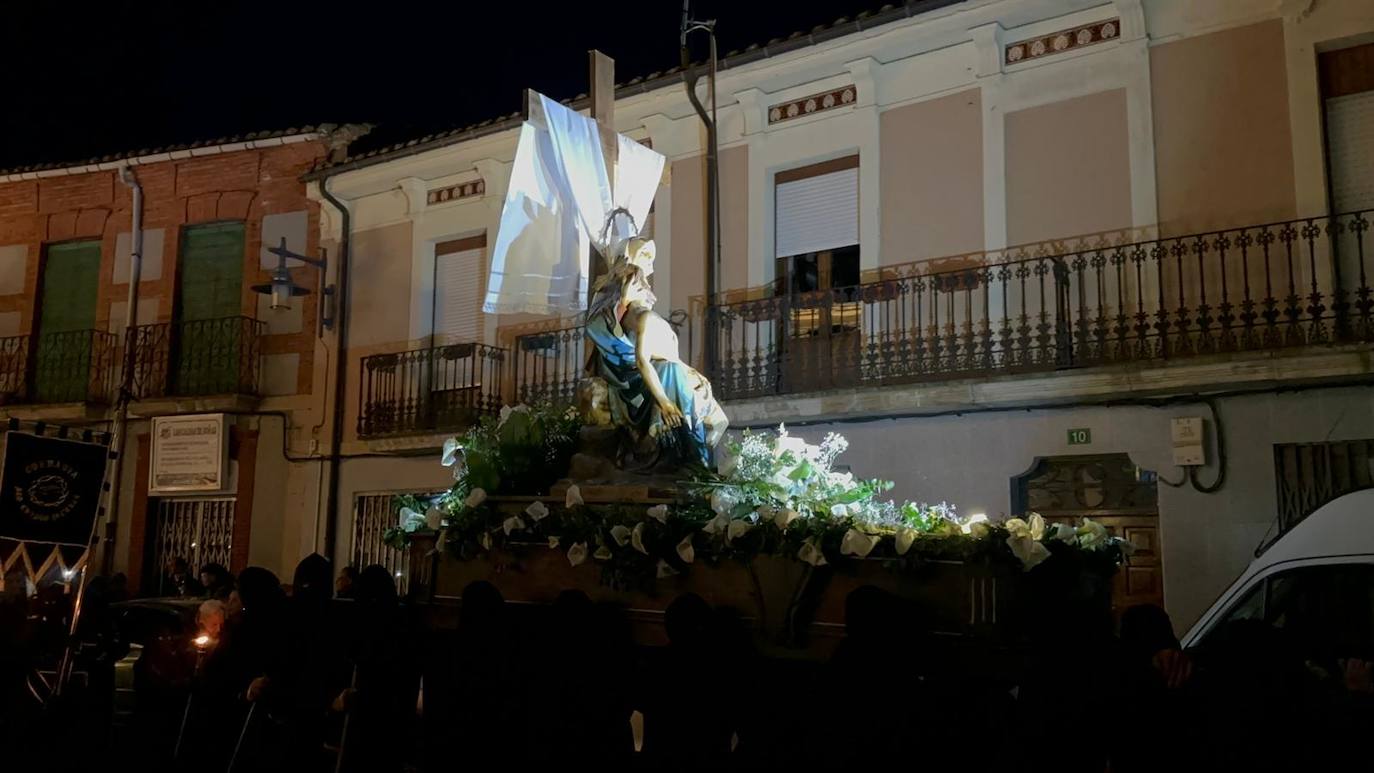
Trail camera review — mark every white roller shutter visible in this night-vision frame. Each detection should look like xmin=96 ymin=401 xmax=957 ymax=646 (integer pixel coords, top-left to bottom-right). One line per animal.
xmin=775 ymin=166 xmax=859 ymax=258
xmin=1327 ymin=91 xmax=1374 ymax=214
xmin=435 ymin=247 xmax=484 ymax=342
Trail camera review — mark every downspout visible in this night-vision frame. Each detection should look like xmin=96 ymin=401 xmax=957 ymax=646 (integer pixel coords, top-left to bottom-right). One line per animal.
xmin=317 ymin=174 xmax=351 ymax=564
xmin=100 ymin=167 xmax=144 ymax=575
xmin=681 ymin=8 xmax=720 ymax=374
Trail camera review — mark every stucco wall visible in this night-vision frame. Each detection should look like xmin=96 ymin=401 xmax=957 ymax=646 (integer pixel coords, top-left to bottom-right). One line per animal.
xmin=1005 ymin=88 xmax=1133 ymax=247
xmin=880 ymin=89 xmax=985 ymax=265
xmin=1150 ymin=19 xmax=1297 ymax=236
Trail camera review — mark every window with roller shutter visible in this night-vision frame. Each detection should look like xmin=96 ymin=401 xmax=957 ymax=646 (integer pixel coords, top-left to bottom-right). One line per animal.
xmin=1320 ymin=43 xmax=1374 ymax=214
xmin=433 ymin=234 xmax=486 ymax=343
xmin=773 ymin=156 xmax=861 ymax=392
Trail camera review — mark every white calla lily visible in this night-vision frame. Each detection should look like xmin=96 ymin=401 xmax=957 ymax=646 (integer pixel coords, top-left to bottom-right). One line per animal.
xmin=593 ymin=544 xmax=613 ymax=561
xmin=960 ymin=513 xmax=988 ymax=534
xmin=1027 ymin=512 xmax=1046 ymax=541
xmin=968 ymin=522 xmax=990 ymax=539
xmin=894 ymin=527 xmax=917 ymax=556
xmin=502 ymin=515 xmax=525 ymax=536
xmin=525 ymin=501 xmax=550 ymax=522
xmin=646 ymin=504 xmax=669 ymax=524
xmin=478 ymin=532 xmax=492 ymax=551
xmin=1048 ymin=522 xmax=1078 ymax=545
xmin=1076 ymin=518 xmax=1109 ymax=550
xmin=840 ymin=528 xmax=880 ymax=558
xmin=774 ymin=508 xmax=801 ymax=529
xmin=464 ymin=488 xmax=487 ymax=509
xmin=565 ymin=485 xmax=584 ymax=507
xmin=797 ymin=539 xmax=828 ymax=567
xmin=631 ymin=522 xmax=649 ymax=555
xmin=441 ymin=437 xmax=463 ymax=467
xmin=424 ymin=506 xmax=444 ymax=531
xmin=547 ymin=536 xmax=560 ymax=549
xmin=726 ymin=519 xmax=752 ymax=543
xmin=656 ymin=559 xmax=679 ymax=579
xmin=702 ymin=513 xmax=730 ymax=535
xmin=610 ymin=524 xmax=632 ymax=547
xmin=676 ymin=536 xmax=695 ymax=564
xmin=566 ymin=542 xmax=587 ymax=567
xmin=1007 ymin=535 xmax=1051 ymax=571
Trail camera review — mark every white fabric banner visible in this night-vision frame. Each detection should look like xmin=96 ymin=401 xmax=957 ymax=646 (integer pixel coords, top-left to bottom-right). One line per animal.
xmin=483 ymin=92 xmax=665 ymax=315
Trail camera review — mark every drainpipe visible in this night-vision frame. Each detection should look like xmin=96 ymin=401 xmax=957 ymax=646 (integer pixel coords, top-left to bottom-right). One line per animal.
xmin=317 ymin=174 xmax=351 ymax=564
xmin=100 ymin=167 xmax=144 ymax=575
xmin=682 ymin=5 xmax=720 ymax=375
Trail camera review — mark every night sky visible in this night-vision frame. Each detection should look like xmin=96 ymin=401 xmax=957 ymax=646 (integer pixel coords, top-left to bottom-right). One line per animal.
xmin=0 ymin=0 xmax=892 ymax=169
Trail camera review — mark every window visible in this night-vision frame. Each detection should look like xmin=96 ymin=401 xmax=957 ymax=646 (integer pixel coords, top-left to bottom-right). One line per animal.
xmin=434 ymin=234 xmax=486 ymax=343
xmin=774 ymin=156 xmax=860 ymax=335
xmin=1210 ymin=565 xmax=1374 ymax=663
xmin=1320 ymin=43 xmax=1374 ymax=214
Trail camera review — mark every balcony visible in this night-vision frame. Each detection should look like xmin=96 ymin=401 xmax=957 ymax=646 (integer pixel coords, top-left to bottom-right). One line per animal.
xmin=357 ymin=342 xmax=505 ymax=438
xmin=706 ymin=211 xmax=1374 ymax=400
xmin=128 ymin=316 xmax=265 ymax=407
xmin=0 ymin=330 xmax=116 ymax=414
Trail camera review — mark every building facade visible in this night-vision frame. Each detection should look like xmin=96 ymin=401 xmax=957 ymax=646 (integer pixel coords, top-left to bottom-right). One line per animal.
xmin=3 ymin=0 xmax=1371 ymax=631
xmin=311 ymin=0 xmax=1374 ymax=630
xmin=0 ymin=129 xmax=351 ymax=594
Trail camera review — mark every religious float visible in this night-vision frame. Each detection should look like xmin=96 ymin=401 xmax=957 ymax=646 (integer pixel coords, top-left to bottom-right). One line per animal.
xmin=387 ymin=87 xmax=1130 ymax=663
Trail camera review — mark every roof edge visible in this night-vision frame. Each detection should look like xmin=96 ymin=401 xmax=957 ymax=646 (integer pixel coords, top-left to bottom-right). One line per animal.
xmin=306 ymin=0 xmax=964 ymax=181
xmin=0 ymin=131 xmax=324 ymax=183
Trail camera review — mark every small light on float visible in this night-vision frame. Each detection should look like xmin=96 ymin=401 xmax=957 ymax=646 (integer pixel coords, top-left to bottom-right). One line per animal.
xmin=193 ymin=634 xmax=212 ymax=651
xmin=961 ymin=513 xmax=988 ymax=534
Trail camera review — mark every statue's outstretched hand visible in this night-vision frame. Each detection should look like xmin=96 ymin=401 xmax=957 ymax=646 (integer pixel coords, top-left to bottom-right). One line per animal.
xmin=658 ymin=398 xmax=685 ymax=428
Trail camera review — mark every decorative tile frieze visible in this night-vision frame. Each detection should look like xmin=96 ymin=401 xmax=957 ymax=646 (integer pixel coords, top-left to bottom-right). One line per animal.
xmin=1004 ymin=18 xmax=1119 ymax=65
xmin=767 ymin=85 xmax=857 ymax=124
xmin=427 ymin=178 xmax=485 ymax=205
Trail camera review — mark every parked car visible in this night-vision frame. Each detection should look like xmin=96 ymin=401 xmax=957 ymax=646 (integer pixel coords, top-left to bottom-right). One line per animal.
xmin=108 ymin=597 xmax=202 ymax=725
xmin=1182 ymin=488 xmax=1374 ymax=672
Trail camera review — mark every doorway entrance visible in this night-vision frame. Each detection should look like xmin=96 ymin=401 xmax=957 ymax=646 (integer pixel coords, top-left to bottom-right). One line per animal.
xmin=1012 ymin=453 xmax=1164 ymax=616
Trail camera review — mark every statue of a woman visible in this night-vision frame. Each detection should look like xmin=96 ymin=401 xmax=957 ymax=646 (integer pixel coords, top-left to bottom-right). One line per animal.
xmin=584 ymin=238 xmax=728 ymax=469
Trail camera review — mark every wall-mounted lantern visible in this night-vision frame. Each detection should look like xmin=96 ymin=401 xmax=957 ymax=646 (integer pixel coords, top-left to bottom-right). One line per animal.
xmin=252 ymin=237 xmax=336 ymax=330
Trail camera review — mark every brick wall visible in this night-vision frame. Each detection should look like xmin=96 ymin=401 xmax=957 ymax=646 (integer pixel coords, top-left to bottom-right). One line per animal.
xmin=0 ymin=140 xmax=327 ymax=395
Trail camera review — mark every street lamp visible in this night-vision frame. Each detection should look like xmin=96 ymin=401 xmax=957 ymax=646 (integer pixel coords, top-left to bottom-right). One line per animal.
xmin=253 ymin=237 xmax=336 ymax=329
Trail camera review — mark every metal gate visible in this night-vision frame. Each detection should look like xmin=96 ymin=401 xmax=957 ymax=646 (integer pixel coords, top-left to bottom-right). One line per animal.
xmin=153 ymin=498 xmax=235 ymax=596
xmin=352 ymin=492 xmax=430 ymax=595
xmin=1274 ymin=439 xmax=1374 ymax=536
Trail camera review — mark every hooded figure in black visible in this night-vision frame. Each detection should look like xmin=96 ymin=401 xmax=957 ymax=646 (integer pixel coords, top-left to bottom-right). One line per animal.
xmin=337 ymin=564 xmax=416 ymax=773
xmin=275 ymin=554 xmax=349 ymax=770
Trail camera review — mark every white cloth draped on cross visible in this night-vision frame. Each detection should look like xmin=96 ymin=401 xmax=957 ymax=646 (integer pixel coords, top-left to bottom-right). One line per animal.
xmin=482 ymin=91 xmax=665 ymax=316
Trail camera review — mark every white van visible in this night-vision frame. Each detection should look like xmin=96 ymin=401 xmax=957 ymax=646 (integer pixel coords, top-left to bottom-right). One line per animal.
xmin=1181 ymin=488 xmax=1374 ymax=656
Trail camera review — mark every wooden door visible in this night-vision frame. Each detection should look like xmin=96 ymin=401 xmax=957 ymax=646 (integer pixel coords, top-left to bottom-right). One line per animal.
xmin=34 ymin=240 xmax=101 ymax=402
xmin=1013 ymin=453 xmax=1165 ymax=616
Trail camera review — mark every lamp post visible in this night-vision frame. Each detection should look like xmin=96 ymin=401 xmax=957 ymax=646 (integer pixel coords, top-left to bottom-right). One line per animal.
xmin=253 ymin=237 xmax=336 ymax=331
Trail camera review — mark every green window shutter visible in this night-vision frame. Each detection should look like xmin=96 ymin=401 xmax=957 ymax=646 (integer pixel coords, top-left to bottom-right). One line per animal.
xmin=39 ymin=240 xmax=101 ymax=333
xmin=35 ymin=239 xmax=102 ymax=402
xmin=178 ymin=222 xmax=245 ymax=321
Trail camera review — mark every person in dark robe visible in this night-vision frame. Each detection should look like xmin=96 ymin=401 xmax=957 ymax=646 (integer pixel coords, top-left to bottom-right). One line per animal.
xmin=438 ymin=581 xmax=520 ymax=769
xmin=199 ymin=563 xmax=234 ymax=601
xmin=273 ymin=554 xmax=348 ymax=770
xmin=335 ymin=565 xmax=359 ymax=600
xmin=164 ymin=557 xmax=205 ymax=598
xmin=335 ymin=564 xmax=416 ymax=773
xmin=640 ymin=593 xmax=734 ymax=770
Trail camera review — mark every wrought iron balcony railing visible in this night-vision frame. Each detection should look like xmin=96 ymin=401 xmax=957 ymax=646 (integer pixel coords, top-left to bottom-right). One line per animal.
xmin=0 ymin=329 xmax=117 ymax=405
xmin=0 ymin=334 xmax=31 ymax=405
xmin=707 ymin=211 xmax=1374 ymax=400
xmin=357 ymin=342 xmax=505 ymax=437
xmin=513 ymin=324 xmax=587 ymax=407
xmin=129 ymin=316 xmax=266 ymax=400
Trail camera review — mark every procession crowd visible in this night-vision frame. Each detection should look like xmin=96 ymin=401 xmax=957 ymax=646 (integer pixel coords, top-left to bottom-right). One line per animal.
xmin=1 ymin=553 xmax=1372 ymax=772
